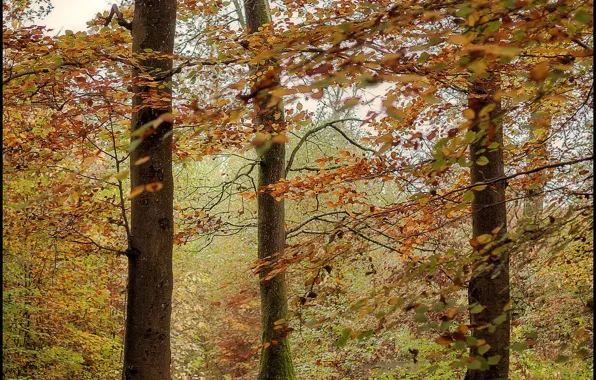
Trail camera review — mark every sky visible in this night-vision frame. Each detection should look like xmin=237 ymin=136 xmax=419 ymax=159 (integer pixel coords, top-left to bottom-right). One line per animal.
xmin=37 ymin=0 xmax=108 ymax=33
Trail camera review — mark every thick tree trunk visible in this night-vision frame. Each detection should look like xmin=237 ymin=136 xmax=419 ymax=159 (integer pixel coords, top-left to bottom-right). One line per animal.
xmin=123 ymin=1 xmax=177 ymax=379
xmin=244 ymin=0 xmax=297 ymax=378
xmin=465 ymin=75 xmax=510 ymax=380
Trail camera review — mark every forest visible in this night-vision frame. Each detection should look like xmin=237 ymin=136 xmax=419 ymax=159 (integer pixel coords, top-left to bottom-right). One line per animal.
xmin=2 ymin=0 xmax=593 ymax=379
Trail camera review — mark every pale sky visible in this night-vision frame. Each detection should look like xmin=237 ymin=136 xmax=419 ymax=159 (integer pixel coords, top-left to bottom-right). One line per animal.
xmin=38 ymin=0 xmax=109 ymax=33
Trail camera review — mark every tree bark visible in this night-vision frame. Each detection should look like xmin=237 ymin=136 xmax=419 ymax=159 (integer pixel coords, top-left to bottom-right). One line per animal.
xmin=243 ymin=0 xmax=297 ymax=378
xmin=523 ymin=113 xmax=549 ymax=222
xmin=123 ymin=1 xmax=177 ymax=379
xmin=465 ymin=75 xmax=510 ymax=380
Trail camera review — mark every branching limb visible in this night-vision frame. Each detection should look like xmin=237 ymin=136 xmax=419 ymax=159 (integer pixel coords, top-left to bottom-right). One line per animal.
xmin=105 ymin=4 xmax=132 ymax=31
xmin=286 ymin=118 xmax=366 ymax=172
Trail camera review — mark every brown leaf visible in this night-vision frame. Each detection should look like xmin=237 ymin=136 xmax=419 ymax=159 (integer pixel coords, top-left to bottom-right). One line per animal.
xmin=530 ymin=61 xmax=549 ymax=82
xmin=134 ymin=156 xmax=151 ymax=166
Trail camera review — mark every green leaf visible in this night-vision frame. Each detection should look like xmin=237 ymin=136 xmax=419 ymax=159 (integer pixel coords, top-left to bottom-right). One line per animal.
xmin=493 ymin=314 xmax=507 ymax=325
xmin=508 ymin=342 xmax=527 ymax=352
xmin=478 ymin=344 xmax=490 ymax=355
xmin=467 ymin=360 xmax=482 ymax=370
xmin=456 ymin=6 xmax=474 ymax=17
xmin=255 ymin=140 xmax=272 ymax=157
xmin=487 ymin=355 xmax=501 ymax=365
xmin=129 ymin=139 xmax=142 ymax=152
xmin=418 ymin=52 xmax=430 ymax=63
xmin=476 ymin=156 xmax=489 ymax=166
xmin=463 ymin=190 xmax=475 ymax=202
xmin=470 ymin=304 xmax=485 ymax=314
xmin=429 ymin=37 xmax=442 ymax=46
xmin=131 ymin=121 xmax=155 ymax=137
xmin=574 ymin=10 xmax=593 ymax=24
xmin=334 ymin=327 xmax=352 ymax=347
xmin=484 ymin=21 xmax=501 ymax=32
xmin=466 ymin=336 xmax=478 ymax=346
xmin=432 ymin=302 xmax=446 ymax=312
xmin=555 ymin=355 xmax=569 ymax=363
xmin=455 ymin=341 xmax=467 ymax=351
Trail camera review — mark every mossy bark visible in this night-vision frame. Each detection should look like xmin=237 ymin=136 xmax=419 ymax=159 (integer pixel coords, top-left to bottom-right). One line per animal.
xmin=465 ymin=75 xmax=510 ymax=380
xmin=244 ymin=0 xmax=297 ymax=378
xmin=123 ymin=1 xmax=177 ymax=379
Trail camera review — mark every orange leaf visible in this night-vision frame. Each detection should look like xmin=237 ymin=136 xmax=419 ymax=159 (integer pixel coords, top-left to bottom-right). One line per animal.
xmin=145 ymin=182 xmax=164 ymax=192
xmin=311 ymin=89 xmax=324 ymax=99
xmin=530 ymin=61 xmax=549 ymax=82
xmin=271 ymin=133 xmax=289 ymax=144
xmin=129 ymin=185 xmax=145 ymax=199
xmin=436 ymin=335 xmax=454 ymax=346
xmin=134 ymin=156 xmax=151 ymax=166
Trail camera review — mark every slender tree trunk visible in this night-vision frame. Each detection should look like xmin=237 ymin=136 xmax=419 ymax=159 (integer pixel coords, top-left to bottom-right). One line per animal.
xmin=465 ymin=75 xmax=510 ymax=380
xmin=523 ymin=113 xmax=549 ymax=221
xmin=243 ymin=0 xmax=297 ymax=378
xmin=123 ymin=1 xmax=177 ymax=379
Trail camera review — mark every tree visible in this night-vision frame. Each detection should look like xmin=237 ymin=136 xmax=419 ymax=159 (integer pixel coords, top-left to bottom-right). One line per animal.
xmin=465 ymin=75 xmax=510 ymax=379
xmin=243 ymin=0 xmax=297 ymax=378
xmin=122 ymin=1 xmax=177 ymax=378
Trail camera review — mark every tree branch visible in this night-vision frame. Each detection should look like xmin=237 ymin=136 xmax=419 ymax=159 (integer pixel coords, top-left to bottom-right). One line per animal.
xmin=105 ymin=4 xmax=132 ymax=31
xmin=285 ymin=118 xmax=366 ymax=173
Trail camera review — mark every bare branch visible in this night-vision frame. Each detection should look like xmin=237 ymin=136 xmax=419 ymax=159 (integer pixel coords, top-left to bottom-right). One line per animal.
xmin=285 ymin=118 xmax=366 ymax=173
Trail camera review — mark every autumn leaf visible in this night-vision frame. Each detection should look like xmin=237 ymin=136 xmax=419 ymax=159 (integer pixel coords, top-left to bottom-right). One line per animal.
xmin=530 ymin=61 xmax=550 ymax=82
xmin=134 ymin=156 xmax=151 ymax=166
xmin=145 ymin=182 xmax=164 ymax=192
xmin=129 ymin=185 xmax=145 ymax=199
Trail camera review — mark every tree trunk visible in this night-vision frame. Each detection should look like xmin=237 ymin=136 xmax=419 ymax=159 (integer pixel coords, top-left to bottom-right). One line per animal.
xmin=243 ymin=0 xmax=297 ymax=378
xmin=523 ymin=113 xmax=549 ymax=222
xmin=123 ymin=1 xmax=177 ymax=379
xmin=465 ymin=75 xmax=510 ymax=380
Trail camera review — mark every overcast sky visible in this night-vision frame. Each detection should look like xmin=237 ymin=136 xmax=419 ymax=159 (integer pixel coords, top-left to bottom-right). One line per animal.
xmin=38 ymin=0 xmax=109 ymax=33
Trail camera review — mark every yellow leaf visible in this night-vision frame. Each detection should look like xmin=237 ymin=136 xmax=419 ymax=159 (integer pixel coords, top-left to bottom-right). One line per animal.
xmin=476 ymin=234 xmax=493 ymax=244
xmin=463 ymin=108 xmax=476 ymax=120
xmin=448 ymin=34 xmax=471 ymax=45
xmin=134 ymin=156 xmax=151 ymax=166
xmin=159 ymin=113 xmax=175 ymax=123
xmin=376 ymin=141 xmax=392 ymax=156
xmin=114 ymin=170 xmax=130 ymax=180
xmin=396 ymin=74 xmax=425 ymax=82
xmin=82 ymin=156 xmax=98 ymax=169
xmin=129 ymin=185 xmax=145 ymax=199
xmin=387 ymin=297 xmax=402 ymax=305
xmin=263 ymin=342 xmax=271 ymax=349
